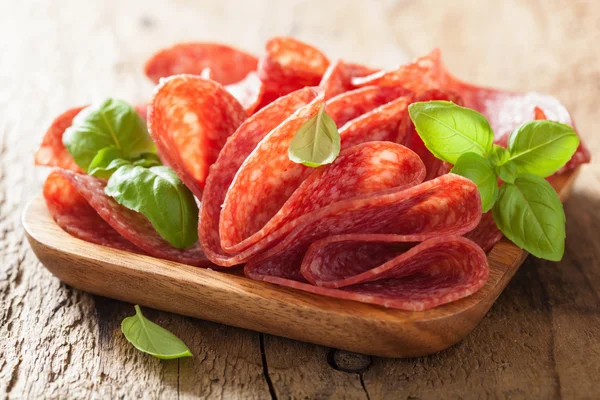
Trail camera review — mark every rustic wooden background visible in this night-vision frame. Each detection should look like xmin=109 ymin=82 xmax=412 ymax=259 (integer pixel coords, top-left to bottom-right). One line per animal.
xmin=1 ymin=0 xmax=599 ymax=398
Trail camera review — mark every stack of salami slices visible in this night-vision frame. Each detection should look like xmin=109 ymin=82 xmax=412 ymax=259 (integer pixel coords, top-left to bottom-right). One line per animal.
xmin=35 ymin=37 xmax=590 ymax=311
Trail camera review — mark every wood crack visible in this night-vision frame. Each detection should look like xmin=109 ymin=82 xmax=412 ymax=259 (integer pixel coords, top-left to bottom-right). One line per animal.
xmin=259 ymin=334 xmax=277 ymax=400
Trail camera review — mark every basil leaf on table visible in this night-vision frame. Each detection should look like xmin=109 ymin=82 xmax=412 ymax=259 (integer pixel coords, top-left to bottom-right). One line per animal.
xmin=63 ymin=98 xmax=155 ymax=171
xmin=88 ymin=147 xmax=131 ymax=178
xmin=121 ymin=305 xmax=192 ymax=360
xmin=492 ymin=174 xmax=566 ymax=261
xmin=105 ymin=165 xmax=199 ymax=248
xmin=408 ymin=101 xmax=494 ymax=164
xmin=450 ymin=152 xmax=498 ymax=212
xmin=507 ymin=120 xmax=579 ymax=177
xmin=288 ymin=103 xmax=341 ymax=167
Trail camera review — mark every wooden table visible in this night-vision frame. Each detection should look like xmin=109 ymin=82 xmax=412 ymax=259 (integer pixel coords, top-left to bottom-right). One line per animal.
xmin=1 ymin=0 xmax=598 ymax=398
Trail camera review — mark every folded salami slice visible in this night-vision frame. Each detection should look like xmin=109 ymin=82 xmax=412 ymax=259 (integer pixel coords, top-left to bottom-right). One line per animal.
xmin=257 ymin=37 xmax=330 ymax=99
xmin=200 ymin=87 xmax=320 ymax=265
xmin=35 ymin=105 xmax=149 ymax=172
xmin=325 ymin=85 xmax=410 ymax=127
xmin=298 ymin=235 xmax=489 ymax=311
xmin=224 ymin=72 xmax=265 ymax=115
xmin=148 ymin=75 xmax=247 ymax=199
xmin=244 ymin=173 xmax=483 ymax=307
xmin=319 ymin=60 xmax=378 ymax=99
xmin=144 ymin=42 xmax=258 ymax=85
xmin=44 ymin=169 xmax=210 ymax=266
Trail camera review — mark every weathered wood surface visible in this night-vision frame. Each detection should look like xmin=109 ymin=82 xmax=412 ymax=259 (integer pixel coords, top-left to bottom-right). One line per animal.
xmin=1 ymin=0 xmax=598 ymax=398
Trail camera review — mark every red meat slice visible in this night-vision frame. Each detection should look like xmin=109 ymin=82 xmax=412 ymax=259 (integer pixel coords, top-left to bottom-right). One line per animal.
xmin=148 ymin=75 xmax=247 ymax=198
xmin=144 ymin=42 xmax=258 ymax=85
xmin=319 ymin=60 xmax=379 ymax=99
xmin=44 ymin=169 xmax=210 ymax=266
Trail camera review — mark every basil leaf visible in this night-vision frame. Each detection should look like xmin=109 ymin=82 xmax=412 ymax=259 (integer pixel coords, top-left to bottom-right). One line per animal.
xmin=133 ymin=153 xmax=162 ymax=168
xmin=105 ymin=165 xmax=199 ymax=248
xmin=507 ymin=120 xmax=579 ymax=177
xmin=63 ymin=98 xmax=155 ymax=171
xmin=489 ymin=144 xmax=510 ymax=167
xmin=408 ymin=101 xmax=494 ymax=164
xmin=288 ymin=104 xmax=341 ymax=168
xmin=495 ymin=161 xmax=518 ymax=184
xmin=88 ymin=147 xmax=132 ymax=178
xmin=450 ymin=152 xmax=498 ymax=212
xmin=121 ymin=305 xmax=192 ymax=360
xmin=492 ymin=174 xmax=565 ymax=261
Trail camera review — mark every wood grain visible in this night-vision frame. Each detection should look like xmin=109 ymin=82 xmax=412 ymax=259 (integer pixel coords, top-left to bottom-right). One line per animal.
xmin=1 ymin=0 xmax=599 ymax=398
xmin=21 ymin=166 xmax=576 ymax=358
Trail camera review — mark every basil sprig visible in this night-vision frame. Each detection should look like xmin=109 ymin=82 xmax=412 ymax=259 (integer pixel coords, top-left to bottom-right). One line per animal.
xmin=105 ymin=165 xmax=199 ymax=248
xmin=63 ymin=99 xmax=155 ymax=172
xmin=408 ymin=101 xmax=580 ymax=261
xmin=288 ymin=104 xmax=341 ymax=167
xmin=63 ymin=98 xmax=199 ymax=249
xmin=122 ymin=305 xmax=192 ymax=359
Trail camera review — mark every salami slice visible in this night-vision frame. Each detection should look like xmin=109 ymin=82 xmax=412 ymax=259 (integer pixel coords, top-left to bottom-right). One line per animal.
xmin=352 ymin=49 xmax=444 ymax=93
xmin=36 ymin=104 xmax=149 ymax=172
xmin=144 ymin=42 xmax=258 ymax=85
xmin=225 ymin=72 xmax=265 ymax=115
xmin=148 ymin=75 xmax=247 ymax=198
xmin=319 ymin=60 xmax=379 ymax=99
xmin=244 ymin=173 xmax=482 ymax=300
xmin=257 ymin=37 xmax=329 ymax=98
xmin=297 ymin=235 xmax=488 ymax=310
xmin=325 ymin=85 xmax=410 ymax=128
xmin=464 ymin=211 xmax=503 ymax=252
xmin=44 ymin=169 xmax=210 ymax=266
xmin=200 ymin=87 xmax=320 ymax=265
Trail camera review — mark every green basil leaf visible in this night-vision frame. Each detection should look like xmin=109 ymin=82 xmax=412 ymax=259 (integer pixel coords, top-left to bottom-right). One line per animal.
xmin=495 ymin=161 xmax=518 ymax=184
xmin=121 ymin=305 xmax=192 ymax=360
xmin=88 ymin=147 xmax=132 ymax=178
xmin=288 ymin=104 xmax=340 ymax=168
xmin=492 ymin=174 xmax=565 ymax=261
xmin=489 ymin=144 xmax=510 ymax=167
xmin=63 ymin=98 xmax=155 ymax=171
xmin=105 ymin=165 xmax=199 ymax=248
xmin=450 ymin=152 xmax=498 ymax=212
xmin=133 ymin=153 xmax=162 ymax=168
xmin=407 ymin=101 xmax=494 ymax=164
xmin=507 ymin=120 xmax=580 ymax=177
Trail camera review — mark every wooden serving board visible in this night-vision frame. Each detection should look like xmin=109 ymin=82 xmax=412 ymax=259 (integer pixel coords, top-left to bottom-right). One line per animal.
xmin=23 ymin=168 xmax=579 ymax=358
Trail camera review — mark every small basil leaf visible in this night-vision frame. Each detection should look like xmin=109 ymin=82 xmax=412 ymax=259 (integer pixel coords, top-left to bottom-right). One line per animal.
xmin=408 ymin=101 xmax=494 ymax=164
xmin=288 ymin=103 xmax=341 ymax=168
xmin=495 ymin=161 xmax=518 ymax=184
xmin=450 ymin=152 xmax=498 ymax=212
xmin=105 ymin=165 xmax=199 ymax=248
xmin=489 ymin=144 xmax=510 ymax=167
xmin=121 ymin=305 xmax=192 ymax=360
xmin=492 ymin=174 xmax=565 ymax=261
xmin=507 ymin=120 xmax=580 ymax=177
xmin=88 ymin=147 xmax=132 ymax=178
xmin=133 ymin=153 xmax=162 ymax=168
xmin=63 ymin=98 xmax=155 ymax=171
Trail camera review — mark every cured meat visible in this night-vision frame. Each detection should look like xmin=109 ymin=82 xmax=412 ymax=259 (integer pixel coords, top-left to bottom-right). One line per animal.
xmin=257 ymin=37 xmax=329 ymax=99
xmin=35 ymin=107 xmax=86 ymax=172
xmin=44 ymin=169 xmax=211 ymax=266
xmin=464 ymin=211 xmax=503 ymax=252
xmin=298 ymin=235 xmax=488 ymax=311
xmin=244 ymin=172 xmax=482 ymax=308
xmin=43 ymin=171 xmax=143 ymax=253
xmin=339 ymin=94 xmax=414 ymax=149
xmin=148 ymin=74 xmax=247 ymax=198
xmin=144 ymin=42 xmax=258 ymax=85
xmin=319 ymin=60 xmax=378 ymax=99
xmin=352 ymin=49 xmax=444 ymax=93
xmin=200 ymin=87 xmax=319 ymax=265
xmin=35 ymin=105 xmax=149 ymax=172
xmin=225 ymin=72 xmax=265 ymax=115
xmin=325 ymin=85 xmax=410 ymax=128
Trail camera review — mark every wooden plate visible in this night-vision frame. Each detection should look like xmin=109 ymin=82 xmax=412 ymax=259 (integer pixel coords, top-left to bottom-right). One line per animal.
xmin=23 ymin=168 xmax=580 ymax=358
